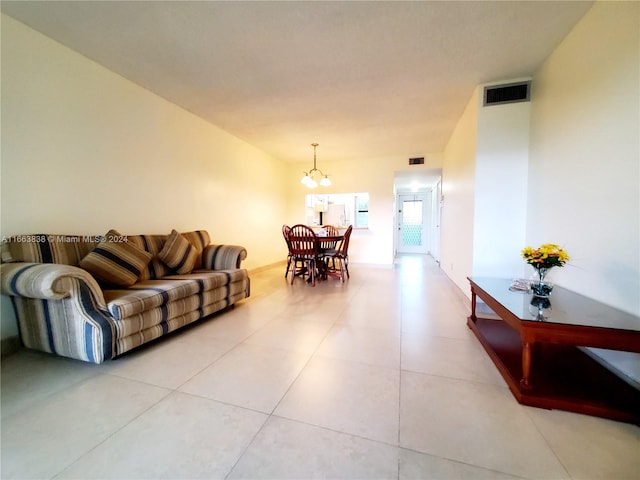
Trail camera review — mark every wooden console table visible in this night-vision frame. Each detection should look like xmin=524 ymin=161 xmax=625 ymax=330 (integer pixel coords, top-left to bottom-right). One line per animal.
xmin=467 ymin=277 xmax=640 ymax=424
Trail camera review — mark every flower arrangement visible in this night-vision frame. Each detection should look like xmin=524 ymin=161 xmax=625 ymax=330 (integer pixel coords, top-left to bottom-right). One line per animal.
xmin=521 ymin=243 xmax=570 ymax=270
xmin=521 ymin=243 xmax=570 ymax=297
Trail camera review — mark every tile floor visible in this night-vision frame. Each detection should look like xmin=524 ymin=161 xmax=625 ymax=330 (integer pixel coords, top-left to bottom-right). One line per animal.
xmin=2 ymin=255 xmax=639 ymax=479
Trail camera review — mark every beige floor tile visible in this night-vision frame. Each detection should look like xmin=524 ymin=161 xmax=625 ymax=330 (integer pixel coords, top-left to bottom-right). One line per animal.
xmin=315 ymin=323 xmax=401 ymax=369
xmin=102 ymin=332 xmax=237 ymax=389
xmin=1 ymin=375 xmax=170 ymax=479
xmin=355 ymin=266 xmax=398 ymax=286
xmin=336 ymin=302 xmax=402 ymax=333
xmin=57 ymin=392 xmax=268 ymax=479
xmin=228 ymin=416 xmax=399 ymax=479
xmin=179 ymin=343 xmax=311 ymax=413
xmin=0 ymin=349 xmax=99 ymax=419
xmin=350 ymin=287 xmax=402 ymax=311
xmin=399 ymin=448 xmax=524 ymax=479
xmin=400 ymin=371 xmax=569 ymax=479
xmin=242 ymin=317 xmax=333 ymax=354
xmin=401 ymin=301 xmax=469 ymax=324
xmin=401 ymin=288 xmax=469 ymax=312
xmin=179 ymin=304 xmax=276 ymax=343
xmin=274 ymin=356 xmax=400 ymax=444
xmin=4 ymin=256 xmax=635 ymax=480
xmin=279 ymin=302 xmax=346 ymax=324
xmin=526 ymin=407 xmax=640 ymax=480
xmin=401 ymin=308 xmax=476 ymax=340
xmin=249 ymin=289 xmax=293 ymax=307
xmin=401 ymin=333 xmax=506 ymax=387
xmin=400 ymin=287 xmax=472 ymax=340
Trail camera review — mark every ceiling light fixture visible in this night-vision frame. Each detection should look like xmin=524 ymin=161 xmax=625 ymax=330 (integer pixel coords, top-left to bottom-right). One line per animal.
xmin=301 ymin=143 xmax=331 ymax=188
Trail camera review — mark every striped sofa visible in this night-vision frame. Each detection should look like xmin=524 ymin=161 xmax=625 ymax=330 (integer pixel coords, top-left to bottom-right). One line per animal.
xmin=0 ymin=230 xmax=250 ymax=363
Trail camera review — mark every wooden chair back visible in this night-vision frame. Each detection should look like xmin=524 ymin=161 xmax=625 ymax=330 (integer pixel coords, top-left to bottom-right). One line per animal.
xmin=288 ymin=224 xmax=318 ymax=259
xmin=282 ymin=225 xmax=292 ymax=250
xmin=337 ymin=225 xmax=353 ymax=257
xmin=322 ymin=225 xmax=340 ymax=236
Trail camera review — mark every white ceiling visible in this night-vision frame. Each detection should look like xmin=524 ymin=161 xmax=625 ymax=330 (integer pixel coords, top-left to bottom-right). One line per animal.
xmin=2 ymin=1 xmax=593 ymax=168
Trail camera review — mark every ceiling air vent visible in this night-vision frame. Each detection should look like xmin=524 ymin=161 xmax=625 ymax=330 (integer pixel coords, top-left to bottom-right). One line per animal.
xmin=483 ymin=81 xmax=531 ymax=106
xmin=409 ymin=157 xmax=424 ymax=165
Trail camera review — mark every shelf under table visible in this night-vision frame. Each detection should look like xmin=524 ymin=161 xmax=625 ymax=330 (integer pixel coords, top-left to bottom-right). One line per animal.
xmin=469 ymin=316 xmax=640 ymax=424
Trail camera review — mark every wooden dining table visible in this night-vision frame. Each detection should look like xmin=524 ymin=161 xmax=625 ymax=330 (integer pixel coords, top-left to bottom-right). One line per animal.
xmin=314 ymin=234 xmax=344 ymax=281
xmin=287 ymin=227 xmax=345 ymax=284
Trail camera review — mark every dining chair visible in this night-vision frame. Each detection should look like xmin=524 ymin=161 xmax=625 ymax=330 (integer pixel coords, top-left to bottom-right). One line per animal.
xmin=322 ymin=225 xmax=340 ymax=236
xmin=282 ymin=224 xmax=293 ymax=279
xmin=318 ymin=224 xmax=340 ymax=258
xmin=287 ymin=224 xmax=320 ymax=286
xmin=323 ymin=225 xmax=352 ymax=282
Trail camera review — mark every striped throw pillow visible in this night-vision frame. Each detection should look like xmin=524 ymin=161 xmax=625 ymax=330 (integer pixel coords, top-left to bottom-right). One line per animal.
xmin=158 ymin=229 xmax=198 ymax=274
xmin=80 ymin=230 xmax=152 ymax=287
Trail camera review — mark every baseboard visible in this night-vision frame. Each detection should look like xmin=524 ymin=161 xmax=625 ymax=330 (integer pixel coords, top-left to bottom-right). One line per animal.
xmin=248 ymin=260 xmax=286 ymax=275
xmin=1 ymin=336 xmax=22 ymax=357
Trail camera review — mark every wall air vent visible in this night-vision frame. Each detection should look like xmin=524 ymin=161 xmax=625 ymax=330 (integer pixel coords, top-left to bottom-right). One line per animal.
xmin=483 ymin=81 xmax=531 ymax=106
xmin=409 ymin=157 xmax=424 ymax=165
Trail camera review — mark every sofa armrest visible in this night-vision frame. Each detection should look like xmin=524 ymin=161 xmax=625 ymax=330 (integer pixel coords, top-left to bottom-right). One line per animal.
xmin=1 ymin=262 xmax=107 ymax=308
xmin=201 ymin=245 xmax=247 ymax=270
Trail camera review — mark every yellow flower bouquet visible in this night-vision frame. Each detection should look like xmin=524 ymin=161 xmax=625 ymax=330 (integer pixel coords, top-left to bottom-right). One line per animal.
xmin=521 ymin=243 xmax=570 ymax=270
xmin=521 ymin=243 xmax=570 ymax=296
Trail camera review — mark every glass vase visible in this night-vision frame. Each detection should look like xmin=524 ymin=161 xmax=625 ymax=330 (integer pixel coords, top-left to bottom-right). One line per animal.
xmin=529 ymin=295 xmax=552 ymax=320
xmin=530 ymin=267 xmax=553 ymax=296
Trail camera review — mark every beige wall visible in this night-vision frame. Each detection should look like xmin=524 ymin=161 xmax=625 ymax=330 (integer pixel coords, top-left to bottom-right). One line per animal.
xmin=474 ymin=82 xmax=530 ymax=279
xmin=440 ymin=88 xmax=478 ymax=293
xmin=0 ymin=15 xmax=289 ymax=337
xmin=528 ymin=1 xmax=639 ymax=315
xmin=1 ymin=14 xmax=289 ymax=265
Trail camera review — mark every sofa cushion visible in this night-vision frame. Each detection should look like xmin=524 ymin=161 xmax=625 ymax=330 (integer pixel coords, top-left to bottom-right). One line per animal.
xmin=80 ymin=230 xmax=152 ymax=287
xmin=158 ymin=229 xmax=198 ymax=274
xmin=127 ymin=231 xmax=210 ymax=279
xmin=127 ymin=235 xmax=172 ymax=280
xmin=104 ymin=279 xmax=200 ymax=320
xmin=162 ymin=269 xmax=247 ymax=292
xmin=180 ymin=231 xmax=210 ymax=269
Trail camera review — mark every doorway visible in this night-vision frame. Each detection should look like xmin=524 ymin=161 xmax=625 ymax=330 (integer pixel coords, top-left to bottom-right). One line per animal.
xmin=397 ymin=193 xmax=429 ymax=254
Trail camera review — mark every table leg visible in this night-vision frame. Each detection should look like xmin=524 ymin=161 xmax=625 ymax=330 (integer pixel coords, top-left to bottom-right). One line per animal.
xmin=520 ymin=341 xmax=532 ymax=390
xmin=317 ymin=258 xmax=327 ymax=280
xmin=470 ymin=290 xmax=477 ymax=322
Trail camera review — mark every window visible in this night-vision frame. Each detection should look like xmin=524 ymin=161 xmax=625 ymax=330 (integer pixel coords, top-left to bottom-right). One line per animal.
xmin=305 ymin=193 xmax=369 ymax=228
xmin=354 ymin=194 xmax=369 ymax=228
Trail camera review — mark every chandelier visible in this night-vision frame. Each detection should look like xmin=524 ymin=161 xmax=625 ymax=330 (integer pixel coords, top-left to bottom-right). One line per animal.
xmin=301 ymin=143 xmax=331 ymax=188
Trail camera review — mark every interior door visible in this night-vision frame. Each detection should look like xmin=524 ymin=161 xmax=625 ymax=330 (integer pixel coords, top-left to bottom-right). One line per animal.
xmin=397 ymin=194 xmax=428 ymax=254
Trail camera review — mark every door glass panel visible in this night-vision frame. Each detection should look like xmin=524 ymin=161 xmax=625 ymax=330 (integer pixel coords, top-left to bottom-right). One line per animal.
xmin=402 ymin=200 xmax=423 ymax=246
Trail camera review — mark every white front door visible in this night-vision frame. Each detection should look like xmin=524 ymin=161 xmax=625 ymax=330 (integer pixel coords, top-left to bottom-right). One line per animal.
xmin=397 ymin=194 xmax=428 ymax=254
